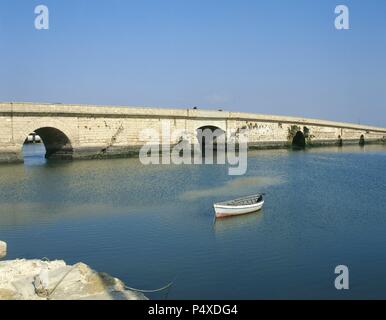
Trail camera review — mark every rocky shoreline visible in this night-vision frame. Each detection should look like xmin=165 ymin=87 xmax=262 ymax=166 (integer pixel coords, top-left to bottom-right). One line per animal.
xmin=0 ymin=241 xmax=147 ymax=300
xmin=0 ymin=241 xmax=6 ymax=259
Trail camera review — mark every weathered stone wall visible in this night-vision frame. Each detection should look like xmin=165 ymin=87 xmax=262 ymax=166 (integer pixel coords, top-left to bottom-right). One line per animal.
xmin=0 ymin=102 xmax=385 ymax=163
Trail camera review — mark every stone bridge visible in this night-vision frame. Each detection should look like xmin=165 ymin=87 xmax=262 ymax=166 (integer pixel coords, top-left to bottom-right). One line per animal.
xmin=1 ymin=102 xmax=385 ymax=163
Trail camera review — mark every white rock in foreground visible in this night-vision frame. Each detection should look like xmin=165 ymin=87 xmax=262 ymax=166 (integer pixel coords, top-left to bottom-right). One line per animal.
xmin=0 ymin=241 xmax=6 ymax=259
xmin=0 ymin=259 xmax=147 ymax=300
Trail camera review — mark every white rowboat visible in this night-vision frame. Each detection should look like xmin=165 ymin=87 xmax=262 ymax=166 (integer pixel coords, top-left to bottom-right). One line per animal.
xmin=214 ymin=194 xmax=264 ymax=218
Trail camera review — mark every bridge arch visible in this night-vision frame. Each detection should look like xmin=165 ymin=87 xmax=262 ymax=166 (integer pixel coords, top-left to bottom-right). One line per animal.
xmin=17 ymin=120 xmax=76 ymax=161
xmin=24 ymin=127 xmax=73 ymax=159
xmin=337 ymin=135 xmax=343 ymax=146
xmin=196 ymin=125 xmax=226 ymax=153
xmin=292 ymin=131 xmax=306 ymax=149
xmin=359 ymin=134 xmax=365 ymax=146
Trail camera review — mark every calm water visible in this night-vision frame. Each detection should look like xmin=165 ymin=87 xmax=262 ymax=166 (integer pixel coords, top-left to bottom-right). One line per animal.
xmin=1 ymin=144 xmax=386 ymax=299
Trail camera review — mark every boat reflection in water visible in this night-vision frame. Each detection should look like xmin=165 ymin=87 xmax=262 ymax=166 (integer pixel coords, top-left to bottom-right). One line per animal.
xmin=213 ymin=207 xmax=264 ymax=236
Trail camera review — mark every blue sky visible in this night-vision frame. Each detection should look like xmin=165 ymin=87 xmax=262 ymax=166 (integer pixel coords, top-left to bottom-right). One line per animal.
xmin=1 ymin=0 xmax=385 ymax=126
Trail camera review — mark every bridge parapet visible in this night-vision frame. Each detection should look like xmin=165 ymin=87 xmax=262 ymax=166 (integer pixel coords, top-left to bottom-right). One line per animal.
xmin=2 ymin=102 xmax=385 ymax=132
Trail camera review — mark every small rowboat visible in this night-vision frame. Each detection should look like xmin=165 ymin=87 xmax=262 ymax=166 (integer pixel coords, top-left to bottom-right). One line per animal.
xmin=214 ymin=194 xmax=264 ymax=218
